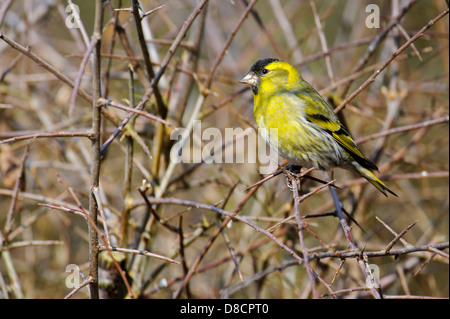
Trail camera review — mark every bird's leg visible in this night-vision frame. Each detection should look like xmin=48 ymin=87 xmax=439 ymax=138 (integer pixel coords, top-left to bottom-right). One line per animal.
xmin=284 ymin=164 xmax=302 ymax=192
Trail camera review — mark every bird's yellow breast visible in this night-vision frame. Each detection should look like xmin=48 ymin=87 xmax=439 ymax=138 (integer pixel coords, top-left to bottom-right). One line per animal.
xmin=254 ymin=94 xmax=304 ymax=154
xmin=253 ymin=92 xmax=342 ymax=169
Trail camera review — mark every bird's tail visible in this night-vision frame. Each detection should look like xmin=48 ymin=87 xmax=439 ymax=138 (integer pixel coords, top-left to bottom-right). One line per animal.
xmin=354 ymin=164 xmax=398 ymax=197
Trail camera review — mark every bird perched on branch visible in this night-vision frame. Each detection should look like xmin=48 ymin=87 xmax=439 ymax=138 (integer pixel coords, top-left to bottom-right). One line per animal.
xmin=239 ymin=58 xmax=397 ymax=197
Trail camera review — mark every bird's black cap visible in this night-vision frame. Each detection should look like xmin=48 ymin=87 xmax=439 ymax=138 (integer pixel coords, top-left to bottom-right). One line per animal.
xmin=249 ymin=58 xmax=280 ymax=73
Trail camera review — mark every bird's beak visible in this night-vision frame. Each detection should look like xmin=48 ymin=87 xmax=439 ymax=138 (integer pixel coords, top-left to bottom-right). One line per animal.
xmin=239 ymin=72 xmax=258 ymax=85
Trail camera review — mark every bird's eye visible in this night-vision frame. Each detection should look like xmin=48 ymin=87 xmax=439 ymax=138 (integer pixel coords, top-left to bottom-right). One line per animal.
xmin=262 ymin=68 xmax=269 ymax=74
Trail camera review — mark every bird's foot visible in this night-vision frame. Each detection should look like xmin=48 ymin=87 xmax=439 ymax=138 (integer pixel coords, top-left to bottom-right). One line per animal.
xmin=285 ymin=164 xmax=302 ymax=192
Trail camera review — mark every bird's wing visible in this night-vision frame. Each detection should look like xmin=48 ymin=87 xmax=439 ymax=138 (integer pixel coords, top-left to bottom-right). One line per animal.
xmin=298 ymin=89 xmax=379 ymax=171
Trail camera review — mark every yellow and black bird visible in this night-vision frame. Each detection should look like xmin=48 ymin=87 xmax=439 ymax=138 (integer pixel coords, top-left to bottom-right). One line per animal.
xmin=240 ymin=58 xmax=397 ymax=196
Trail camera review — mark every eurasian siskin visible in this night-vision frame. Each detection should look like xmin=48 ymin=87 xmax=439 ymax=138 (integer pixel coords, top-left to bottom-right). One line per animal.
xmin=240 ymin=58 xmax=397 ymax=197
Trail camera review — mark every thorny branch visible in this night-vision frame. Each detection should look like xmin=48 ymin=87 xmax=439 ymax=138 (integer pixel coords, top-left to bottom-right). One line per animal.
xmin=0 ymin=1 xmax=447 ymax=299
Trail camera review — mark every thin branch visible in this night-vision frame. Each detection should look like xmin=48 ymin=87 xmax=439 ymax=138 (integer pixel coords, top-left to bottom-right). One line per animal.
xmin=243 ymin=0 xmax=289 ymax=62
xmin=4 ymin=240 xmax=64 ymax=250
xmin=321 ymin=171 xmax=381 ymax=299
xmin=68 ymin=37 xmax=97 ymax=116
xmin=356 ymin=116 xmax=449 ymax=144
xmin=92 ymin=187 xmax=111 ymax=247
xmin=44 ymin=201 xmax=135 ymax=298
xmin=204 ymin=0 xmax=258 ymax=89
xmin=312 ymin=242 xmax=449 ymax=260
xmin=145 ymin=192 xmax=304 ymax=299
xmin=0 ymin=33 xmax=93 ymax=103
xmin=3 ymin=145 xmax=30 ymax=239
xmin=384 ymin=221 xmax=418 ymax=253
xmin=67 ymin=0 xmax=90 ymax=47
xmin=64 ymin=276 xmax=94 ymax=299
xmin=132 ymin=0 xmax=167 ymax=118
xmin=87 ymin=0 xmax=104 ymax=299
xmin=334 ymin=6 xmax=449 ymax=114
xmin=155 ymin=0 xmax=255 ymax=200
xmin=99 ymin=0 xmax=209 ymax=155
xmin=310 ymin=0 xmax=334 ymax=84
xmin=338 ymin=0 xmax=418 ymax=97
xmin=98 ymin=246 xmax=179 ymax=264
xmin=285 ymin=169 xmax=318 ymax=298
xmin=145 ymin=196 xmax=304 ymax=263
xmin=0 ymin=131 xmax=92 ymax=145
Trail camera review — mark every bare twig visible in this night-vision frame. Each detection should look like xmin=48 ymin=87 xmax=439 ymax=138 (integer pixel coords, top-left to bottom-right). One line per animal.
xmin=132 ymin=0 xmax=166 ymax=118
xmin=383 ymin=221 xmax=418 ymax=253
xmin=284 ymin=169 xmax=318 ymax=298
xmin=92 ymin=187 xmax=111 ymax=247
xmin=68 ymin=37 xmax=97 ymax=116
xmin=3 ymin=145 xmax=30 ymax=238
xmin=99 ymin=0 xmax=209 ymax=156
xmin=0 ymin=131 xmax=92 ymax=145
xmin=335 ymin=6 xmax=449 ymax=114
xmin=204 ymin=0 xmax=258 ymax=89
xmin=0 ymin=33 xmax=92 ymax=103
xmin=356 ymin=116 xmax=449 ymax=144
xmin=87 ymin=0 xmax=104 ymax=299
xmin=312 ymin=242 xmax=449 ymax=260
xmin=321 ymin=171 xmax=381 ymax=299
xmin=310 ymin=0 xmax=334 ymax=84
xmin=145 ymin=196 xmax=303 ymax=262
xmin=338 ymin=0 xmax=418 ymax=97
xmin=64 ymin=276 xmax=94 ymax=299
xmin=98 ymin=246 xmax=179 ymax=264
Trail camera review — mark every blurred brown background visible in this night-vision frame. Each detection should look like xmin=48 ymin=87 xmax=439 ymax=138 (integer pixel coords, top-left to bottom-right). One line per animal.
xmin=0 ymin=0 xmax=448 ymax=299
